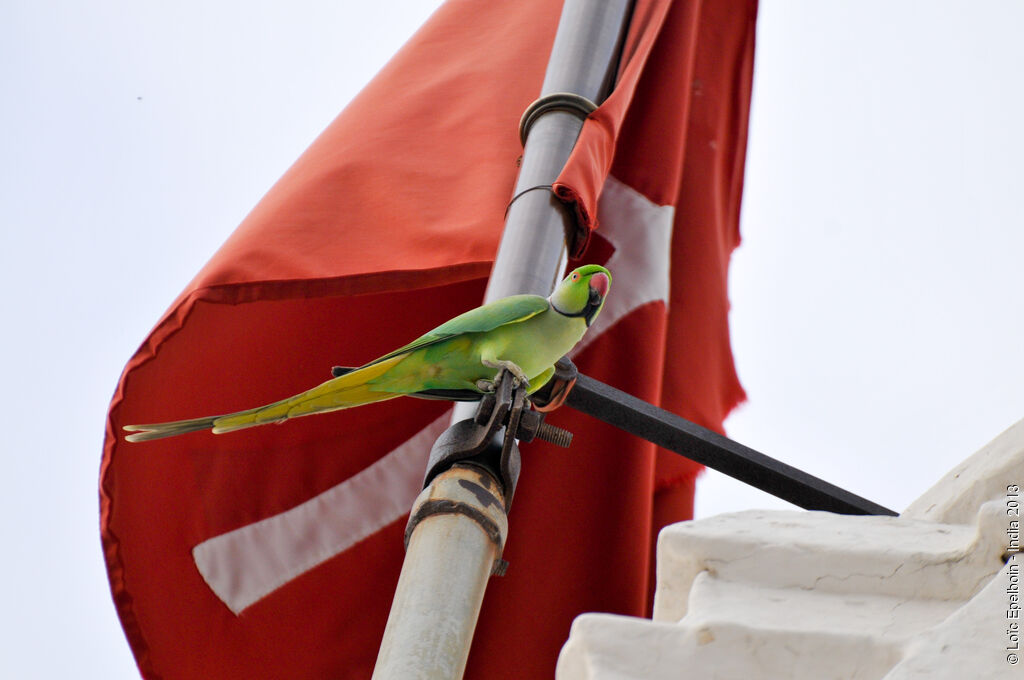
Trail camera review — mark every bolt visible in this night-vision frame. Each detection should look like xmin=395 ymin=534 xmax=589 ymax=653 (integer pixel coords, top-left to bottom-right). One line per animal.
xmin=534 ymin=422 xmax=573 ymax=448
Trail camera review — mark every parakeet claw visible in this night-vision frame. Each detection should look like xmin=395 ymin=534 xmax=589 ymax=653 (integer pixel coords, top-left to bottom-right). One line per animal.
xmin=481 ymin=359 xmax=529 ymax=386
xmin=475 ymin=379 xmax=496 ymax=392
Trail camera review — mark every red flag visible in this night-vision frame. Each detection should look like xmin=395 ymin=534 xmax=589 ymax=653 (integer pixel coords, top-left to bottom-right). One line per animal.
xmin=100 ymin=0 xmax=755 ymax=678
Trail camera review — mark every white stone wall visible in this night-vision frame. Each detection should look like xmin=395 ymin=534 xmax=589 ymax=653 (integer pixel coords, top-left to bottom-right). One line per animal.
xmin=557 ymin=418 xmax=1024 ymax=679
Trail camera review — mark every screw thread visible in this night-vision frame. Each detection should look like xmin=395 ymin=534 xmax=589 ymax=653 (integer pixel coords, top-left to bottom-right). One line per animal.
xmin=534 ymin=422 xmax=573 ymax=448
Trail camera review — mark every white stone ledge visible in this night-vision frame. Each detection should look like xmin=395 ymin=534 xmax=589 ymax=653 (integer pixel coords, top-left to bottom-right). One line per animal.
xmin=654 ymin=506 xmax=1005 ymax=622
xmin=558 ymin=612 xmax=907 ymax=680
xmin=683 ymin=573 xmax=961 ymax=639
xmin=557 ymin=416 xmax=1024 ymax=680
xmin=905 ymin=417 xmax=1024 ymax=524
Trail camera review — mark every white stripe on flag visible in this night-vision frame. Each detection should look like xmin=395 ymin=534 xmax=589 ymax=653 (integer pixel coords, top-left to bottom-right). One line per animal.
xmin=571 ymin=175 xmax=674 ymax=357
xmin=192 ymin=175 xmax=673 ymax=614
xmin=193 ymin=412 xmax=451 ymax=614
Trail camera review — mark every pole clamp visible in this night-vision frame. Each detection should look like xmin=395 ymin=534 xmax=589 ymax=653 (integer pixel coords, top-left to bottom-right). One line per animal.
xmin=423 ymin=370 xmax=572 ymax=508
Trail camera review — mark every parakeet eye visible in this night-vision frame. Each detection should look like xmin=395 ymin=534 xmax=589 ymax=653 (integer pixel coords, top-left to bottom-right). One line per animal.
xmin=571 ymin=272 xmax=580 ymax=282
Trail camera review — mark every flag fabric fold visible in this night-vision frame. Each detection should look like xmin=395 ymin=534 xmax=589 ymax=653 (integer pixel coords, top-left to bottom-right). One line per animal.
xmin=101 ymin=0 xmax=756 ymax=677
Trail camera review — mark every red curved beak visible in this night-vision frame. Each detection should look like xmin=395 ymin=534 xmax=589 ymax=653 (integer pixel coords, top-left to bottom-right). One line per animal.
xmin=589 ymin=272 xmax=609 ymax=298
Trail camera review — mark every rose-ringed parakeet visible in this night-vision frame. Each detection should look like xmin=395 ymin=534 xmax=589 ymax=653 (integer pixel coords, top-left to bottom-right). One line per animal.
xmin=124 ymin=265 xmax=610 ymax=442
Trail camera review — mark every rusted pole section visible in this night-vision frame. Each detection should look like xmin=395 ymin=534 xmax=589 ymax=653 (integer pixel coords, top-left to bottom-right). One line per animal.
xmin=372 ymin=1 xmax=633 ymax=678
xmin=372 ymin=465 xmax=508 ymax=679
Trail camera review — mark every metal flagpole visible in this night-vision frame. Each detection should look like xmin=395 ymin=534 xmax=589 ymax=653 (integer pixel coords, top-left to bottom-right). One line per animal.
xmin=371 ymin=1 xmax=634 ymax=678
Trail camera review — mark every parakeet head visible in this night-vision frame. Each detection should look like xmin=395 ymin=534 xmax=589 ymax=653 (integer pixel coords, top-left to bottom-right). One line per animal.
xmin=550 ymin=264 xmax=611 ymax=327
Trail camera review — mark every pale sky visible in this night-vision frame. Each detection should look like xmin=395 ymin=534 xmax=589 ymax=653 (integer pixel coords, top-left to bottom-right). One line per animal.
xmin=2 ymin=1 xmax=1022 ymax=677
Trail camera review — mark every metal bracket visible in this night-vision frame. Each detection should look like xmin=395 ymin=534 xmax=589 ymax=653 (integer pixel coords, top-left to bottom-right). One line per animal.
xmin=423 ymin=370 xmax=568 ymax=507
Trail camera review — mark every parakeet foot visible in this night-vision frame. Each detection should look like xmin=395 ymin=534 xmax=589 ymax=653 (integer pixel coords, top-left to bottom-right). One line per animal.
xmin=482 ymin=359 xmax=529 ymax=386
xmin=475 ymin=379 xmax=496 ymax=392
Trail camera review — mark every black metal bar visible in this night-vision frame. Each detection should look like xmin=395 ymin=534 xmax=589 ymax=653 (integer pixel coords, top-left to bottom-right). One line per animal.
xmin=566 ymin=374 xmax=898 ymax=516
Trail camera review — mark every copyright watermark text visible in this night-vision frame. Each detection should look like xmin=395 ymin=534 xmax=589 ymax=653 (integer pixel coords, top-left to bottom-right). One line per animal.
xmin=1006 ymin=483 xmax=1020 ymax=665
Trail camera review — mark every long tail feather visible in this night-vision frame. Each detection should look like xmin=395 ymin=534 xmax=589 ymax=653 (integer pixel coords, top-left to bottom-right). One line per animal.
xmin=123 ymin=355 xmax=406 ymax=442
xmin=124 ymin=416 xmax=221 ymax=442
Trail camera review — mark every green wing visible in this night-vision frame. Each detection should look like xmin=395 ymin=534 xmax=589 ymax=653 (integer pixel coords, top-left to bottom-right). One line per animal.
xmin=370 ymin=294 xmax=549 ymax=365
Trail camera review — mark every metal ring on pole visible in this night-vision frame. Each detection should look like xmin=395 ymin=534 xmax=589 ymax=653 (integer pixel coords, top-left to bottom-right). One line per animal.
xmin=518 ymin=92 xmax=598 ymax=146
xmin=504 ymin=184 xmax=555 ymax=218
xmin=404 ymin=499 xmax=505 ymax=550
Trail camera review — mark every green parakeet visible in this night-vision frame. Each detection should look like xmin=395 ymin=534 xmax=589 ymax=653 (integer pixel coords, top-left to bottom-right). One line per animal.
xmin=124 ymin=265 xmax=611 ymax=442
